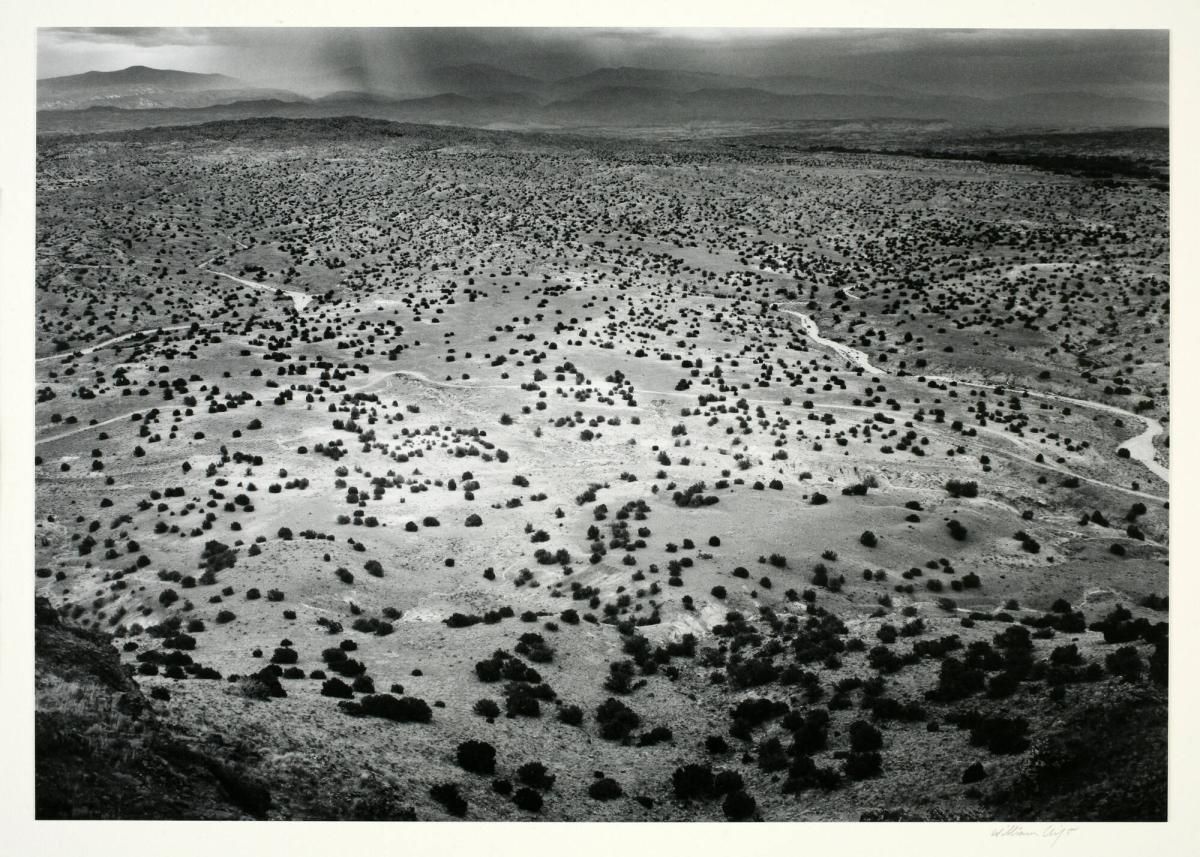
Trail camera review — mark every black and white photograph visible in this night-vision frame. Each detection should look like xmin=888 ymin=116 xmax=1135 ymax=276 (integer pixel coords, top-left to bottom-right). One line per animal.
xmin=3 ymin=2 xmax=1198 ymax=848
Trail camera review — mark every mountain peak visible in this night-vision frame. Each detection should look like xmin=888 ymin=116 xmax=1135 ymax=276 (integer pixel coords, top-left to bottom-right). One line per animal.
xmin=40 ymin=65 xmax=239 ymax=87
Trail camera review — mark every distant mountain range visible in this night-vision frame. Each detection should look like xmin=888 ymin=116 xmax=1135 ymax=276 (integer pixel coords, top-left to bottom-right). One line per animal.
xmin=36 ymin=64 xmax=1169 ymax=130
xmin=37 ymin=65 xmax=304 ymax=111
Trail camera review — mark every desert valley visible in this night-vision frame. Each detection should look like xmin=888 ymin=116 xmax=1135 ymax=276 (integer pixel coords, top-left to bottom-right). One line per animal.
xmin=31 ymin=37 xmax=1170 ymax=823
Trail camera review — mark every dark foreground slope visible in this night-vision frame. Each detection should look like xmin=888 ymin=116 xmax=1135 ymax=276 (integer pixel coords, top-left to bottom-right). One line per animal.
xmin=33 ymin=594 xmax=1167 ymax=821
xmin=985 ymin=687 xmax=1167 ymax=822
xmin=35 ymin=597 xmax=271 ymax=819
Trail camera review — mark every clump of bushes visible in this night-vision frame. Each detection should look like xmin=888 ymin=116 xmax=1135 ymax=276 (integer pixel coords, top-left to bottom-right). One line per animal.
xmin=928 ymin=656 xmax=986 ymax=702
xmin=946 ymin=479 xmax=979 ymax=498
xmin=672 ymin=482 xmax=719 ymax=508
xmin=589 ymin=777 xmax=622 ymax=801
xmin=671 ymin=763 xmax=715 ymax=800
xmin=517 ymin=762 xmax=555 ymax=791
xmin=473 ymin=698 xmax=500 ymax=719
xmin=429 ymin=783 xmax=467 ymax=817
xmin=512 ymin=787 xmax=543 ymax=813
xmin=604 ymin=660 xmax=639 ymax=694
xmin=595 ymin=697 xmax=641 ymax=741
xmin=637 ymin=725 xmax=674 ymax=747
xmin=515 ymin=632 xmax=555 ymax=664
xmin=843 ymin=751 xmax=882 ymax=780
xmin=456 ymin=740 xmax=497 ymax=775
xmin=722 ymin=790 xmax=756 ymax=821
xmin=670 ymin=764 xmax=745 ymax=802
xmin=503 ymin=680 xmax=552 ymax=717
xmin=270 ymin=647 xmax=298 ymax=665
xmin=706 ymin=735 xmax=730 ymax=755
xmin=849 ymin=720 xmax=883 ymax=752
xmin=965 ymin=714 xmax=1031 ymax=755
xmin=1105 ymin=646 xmax=1144 ymax=682
xmin=730 ymin=697 xmax=788 ymax=732
xmin=475 ymin=649 xmax=540 ymax=685
xmin=340 ymin=693 xmax=432 ymax=723
xmin=238 ymin=667 xmax=287 ymax=700
xmin=352 ymin=675 xmax=375 ymax=694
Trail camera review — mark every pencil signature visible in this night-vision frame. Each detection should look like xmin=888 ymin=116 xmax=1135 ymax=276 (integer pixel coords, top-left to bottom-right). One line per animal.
xmin=990 ymin=824 xmax=1080 ymax=846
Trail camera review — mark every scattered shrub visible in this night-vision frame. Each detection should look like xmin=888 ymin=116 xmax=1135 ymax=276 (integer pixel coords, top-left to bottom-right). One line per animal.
xmin=968 ymin=716 xmax=1030 ymax=755
xmin=1105 ymin=646 xmax=1144 ymax=682
xmin=672 ymin=763 xmax=715 ymax=800
xmin=474 ymin=698 xmax=500 ymax=719
xmin=558 ymin=704 xmax=584 ymax=726
xmin=456 ymin=740 xmax=497 ymax=775
xmin=429 ymin=783 xmax=467 ymax=817
xmin=512 ymin=787 xmax=543 ymax=813
xmin=517 ymin=762 xmax=555 ymax=791
xmin=946 ymin=479 xmax=979 ymax=498
xmin=596 ymin=697 xmax=641 ymax=741
xmin=842 ymin=751 xmax=882 ymax=780
xmin=722 ymin=790 xmax=756 ymax=821
xmin=849 ymin=720 xmax=883 ymax=753
xmin=344 ymin=694 xmax=432 ymax=723
xmin=589 ymin=777 xmax=622 ymax=801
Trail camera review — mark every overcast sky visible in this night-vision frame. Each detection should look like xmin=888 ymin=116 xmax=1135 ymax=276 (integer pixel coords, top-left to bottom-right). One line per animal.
xmin=37 ymin=28 xmax=1169 ymax=100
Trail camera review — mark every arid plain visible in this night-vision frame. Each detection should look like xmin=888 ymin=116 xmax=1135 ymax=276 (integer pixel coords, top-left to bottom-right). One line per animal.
xmin=34 ymin=118 xmax=1168 ymax=821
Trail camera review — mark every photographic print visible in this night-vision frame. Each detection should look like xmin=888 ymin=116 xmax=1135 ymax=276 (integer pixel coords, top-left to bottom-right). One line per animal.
xmin=29 ymin=24 xmax=1169 ymax=823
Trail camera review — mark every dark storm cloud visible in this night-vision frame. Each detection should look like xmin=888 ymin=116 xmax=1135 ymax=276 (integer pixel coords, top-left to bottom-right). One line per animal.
xmin=801 ymin=29 xmax=1169 ymax=96
xmin=38 ymin=27 xmax=1167 ymax=99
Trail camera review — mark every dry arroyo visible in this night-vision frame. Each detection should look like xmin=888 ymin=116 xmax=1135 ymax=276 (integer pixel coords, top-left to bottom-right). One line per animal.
xmin=784 ymin=308 xmax=1167 ymax=492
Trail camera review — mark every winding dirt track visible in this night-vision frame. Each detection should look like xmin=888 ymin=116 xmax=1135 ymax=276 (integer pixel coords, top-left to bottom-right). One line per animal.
xmin=781 ymin=309 xmax=887 ymax=376
xmin=38 ymin=409 xmax=151 ymax=446
xmin=204 ymin=269 xmax=312 ymax=311
xmin=780 ymin=308 xmax=1168 ymax=497
xmin=923 ymin=374 xmax=1169 ymax=485
xmin=36 ymin=322 xmax=220 ymax=364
